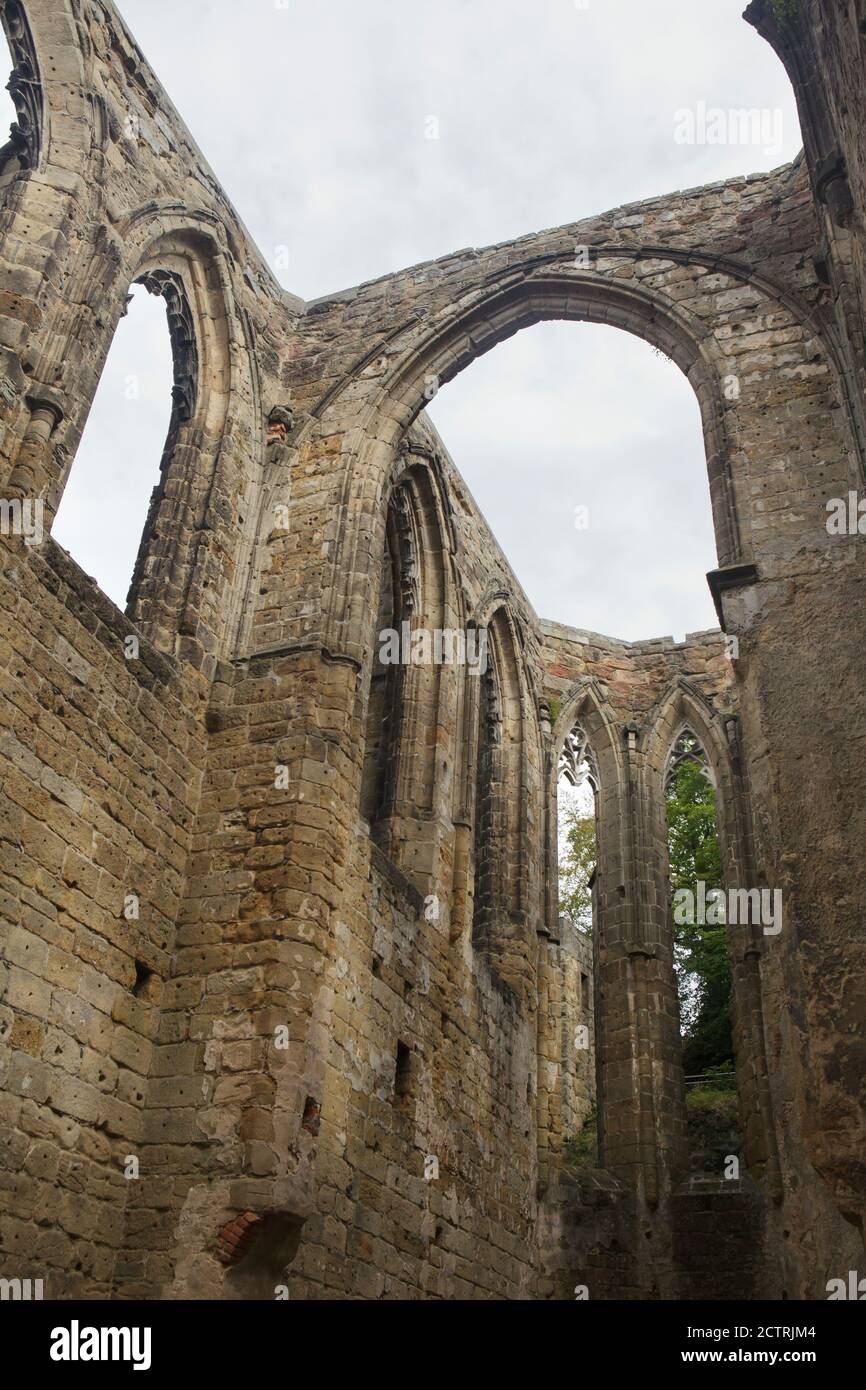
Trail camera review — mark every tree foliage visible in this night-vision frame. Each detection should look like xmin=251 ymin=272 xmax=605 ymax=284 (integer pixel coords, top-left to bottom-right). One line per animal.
xmin=559 ymin=805 xmax=596 ymax=935
xmin=665 ymin=757 xmax=733 ymax=1075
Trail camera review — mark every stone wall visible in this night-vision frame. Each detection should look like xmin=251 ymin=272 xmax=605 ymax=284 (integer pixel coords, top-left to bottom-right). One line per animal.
xmin=0 ymin=540 xmax=205 ymax=1295
xmin=0 ymin=0 xmax=864 ymax=1300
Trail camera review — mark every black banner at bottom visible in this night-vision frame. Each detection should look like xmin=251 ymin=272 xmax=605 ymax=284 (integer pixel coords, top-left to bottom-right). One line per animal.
xmin=2 ymin=1297 xmax=861 ymax=1376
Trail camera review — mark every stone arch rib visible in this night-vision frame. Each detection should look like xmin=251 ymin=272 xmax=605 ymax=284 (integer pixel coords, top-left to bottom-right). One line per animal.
xmin=124 ymin=267 xmax=200 ymax=614
xmin=321 ymin=266 xmax=747 ymax=665
xmin=0 ymin=1 xmax=45 ymax=177
xmin=359 ymin=446 xmax=457 ymax=884
xmin=67 ymin=222 xmax=240 ymax=661
xmin=470 ymin=601 xmax=532 ymax=1003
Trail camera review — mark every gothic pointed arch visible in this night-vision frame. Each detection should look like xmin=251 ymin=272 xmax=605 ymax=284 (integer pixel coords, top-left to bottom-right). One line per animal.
xmin=546 ymin=678 xmax=624 ymax=937
xmin=644 ymin=678 xmax=739 ymax=881
xmin=665 ymin=725 xmax=715 ymax=793
xmin=45 ymin=221 xmax=249 ymax=662
xmin=646 ymin=677 xmax=782 ymax=1195
xmin=359 ymin=441 xmax=459 ymax=889
xmin=468 ymin=600 xmax=535 ymax=1003
xmin=360 ymin=480 xmax=414 ymax=829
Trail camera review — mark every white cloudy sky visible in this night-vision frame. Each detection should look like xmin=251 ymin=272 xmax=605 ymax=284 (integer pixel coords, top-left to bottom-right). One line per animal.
xmin=11 ymin=0 xmax=801 ymax=638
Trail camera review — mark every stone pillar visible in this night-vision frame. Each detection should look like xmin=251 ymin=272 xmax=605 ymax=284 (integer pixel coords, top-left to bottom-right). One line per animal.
xmin=593 ymin=723 xmax=687 ymax=1252
xmin=6 ymin=393 xmax=63 ymax=509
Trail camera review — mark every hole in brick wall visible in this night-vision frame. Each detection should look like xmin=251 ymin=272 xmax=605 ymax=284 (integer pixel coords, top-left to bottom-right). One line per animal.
xmin=215 ymin=1211 xmax=263 ymax=1266
xmin=218 ymin=1211 xmax=304 ymax=1300
xmin=132 ymin=960 xmax=157 ymax=1001
xmin=372 ymin=957 xmax=381 ymax=976
xmin=394 ymin=1040 xmax=413 ymax=1102
xmin=301 ymin=1096 xmax=321 ymax=1137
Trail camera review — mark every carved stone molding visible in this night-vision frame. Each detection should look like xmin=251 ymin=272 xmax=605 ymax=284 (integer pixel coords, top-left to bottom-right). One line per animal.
xmin=390 ymin=485 xmax=418 ymax=619
xmin=481 ymin=660 xmax=502 ymax=746
xmin=815 ymin=150 xmax=854 ymax=227
xmin=2 ymin=0 xmax=43 ymax=171
xmin=558 ymin=723 xmax=597 ymax=792
xmin=664 ymin=727 xmax=714 ymax=792
xmin=137 ymin=269 xmax=198 ymax=423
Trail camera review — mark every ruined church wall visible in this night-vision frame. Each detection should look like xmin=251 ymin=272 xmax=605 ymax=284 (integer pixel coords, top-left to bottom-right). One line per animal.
xmin=0 ymin=540 xmax=205 ymax=1296
xmin=0 ymin=0 xmax=292 ymax=1296
xmin=0 ymin=0 xmax=863 ymax=1302
xmin=138 ymin=406 xmax=559 ymax=1299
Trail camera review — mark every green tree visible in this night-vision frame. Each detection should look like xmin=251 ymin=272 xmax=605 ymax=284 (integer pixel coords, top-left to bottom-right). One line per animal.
xmin=666 ymin=757 xmax=733 ymax=1075
xmin=559 ymin=806 xmax=596 ymax=935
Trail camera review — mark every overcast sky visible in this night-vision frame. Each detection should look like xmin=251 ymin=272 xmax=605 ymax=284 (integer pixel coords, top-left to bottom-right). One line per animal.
xmin=19 ymin=0 xmax=801 ymax=639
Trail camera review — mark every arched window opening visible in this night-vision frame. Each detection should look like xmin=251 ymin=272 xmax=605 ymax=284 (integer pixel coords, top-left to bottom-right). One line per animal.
xmin=557 ymin=724 xmax=598 ymax=936
xmin=359 ymin=456 xmax=454 ymax=884
xmin=51 ymin=280 xmax=181 ymax=612
xmin=470 ymin=608 xmax=528 ymax=999
xmin=0 ymin=2 xmax=41 ymax=190
xmin=425 ymin=321 xmax=718 ymax=642
xmin=471 ymin=655 xmax=501 ymax=949
xmin=665 ymin=728 xmax=739 ymax=1171
xmin=360 ymin=488 xmax=413 ymax=828
xmin=556 ymin=720 xmax=599 ymax=1158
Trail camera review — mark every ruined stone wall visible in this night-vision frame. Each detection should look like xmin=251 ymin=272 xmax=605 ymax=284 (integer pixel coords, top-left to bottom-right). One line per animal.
xmin=144 ymin=412 xmax=554 ymax=1300
xmin=0 ymin=0 xmax=864 ymax=1301
xmin=0 ymin=0 xmax=293 ymax=1296
xmin=0 ymin=543 xmax=206 ymax=1295
xmin=746 ymin=0 xmax=866 ymax=452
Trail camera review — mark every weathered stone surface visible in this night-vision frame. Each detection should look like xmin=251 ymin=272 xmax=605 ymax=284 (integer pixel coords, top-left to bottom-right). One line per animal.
xmin=0 ymin=0 xmax=863 ymax=1301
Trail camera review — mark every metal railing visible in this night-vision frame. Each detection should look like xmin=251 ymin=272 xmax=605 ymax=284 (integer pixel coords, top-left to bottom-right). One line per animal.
xmin=684 ymin=1071 xmax=736 ymax=1090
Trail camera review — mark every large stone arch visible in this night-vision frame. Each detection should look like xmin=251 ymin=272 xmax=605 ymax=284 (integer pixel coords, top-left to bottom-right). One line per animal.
xmin=273 ymin=248 xmax=856 ymax=674
xmin=313 ymin=268 xmax=738 ymax=664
